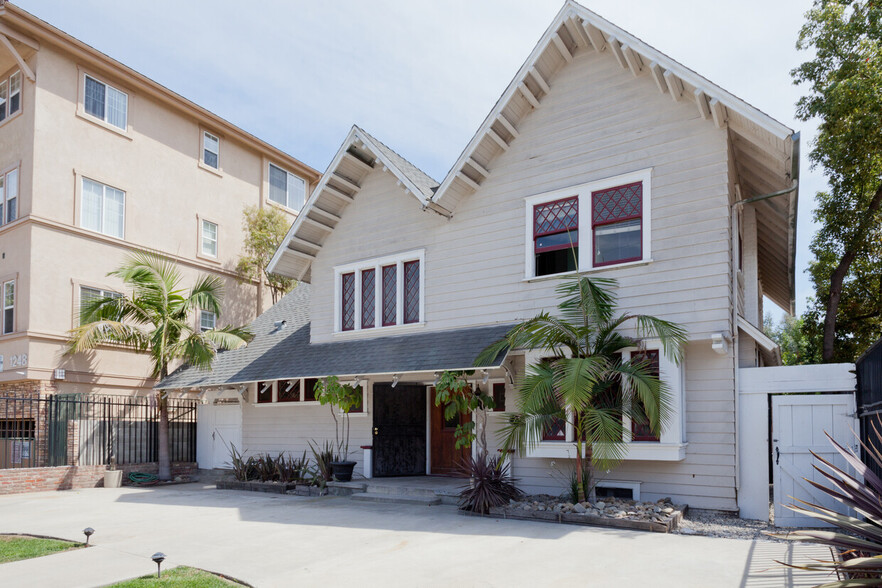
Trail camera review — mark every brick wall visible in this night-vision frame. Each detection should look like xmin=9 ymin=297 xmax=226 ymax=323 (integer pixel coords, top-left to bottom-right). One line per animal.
xmin=0 ymin=380 xmax=58 ymax=467
xmin=0 ymin=462 xmax=197 ymax=495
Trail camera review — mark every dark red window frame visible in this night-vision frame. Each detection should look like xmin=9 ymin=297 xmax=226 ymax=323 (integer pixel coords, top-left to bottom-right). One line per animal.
xmin=591 ymin=181 xmax=643 ymax=268
xmin=492 ymin=382 xmax=506 ymax=412
xmin=361 ymin=268 xmax=375 ymax=329
xmin=382 ymin=264 xmax=397 ymax=327
xmin=304 ymin=378 xmax=318 ymax=402
xmin=630 ymin=349 xmax=661 ymax=442
xmin=542 ymin=417 xmax=567 ymax=441
xmin=349 ymin=386 xmax=364 ymax=414
xmin=533 ymin=196 xmax=579 ymax=253
xmin=341 ymin=272 xmax=356 ymax=331
xmin=403 ymin=260 xmax=420 ymax=324
xmin=256 ymin=381 xmax=273 ymax=404
xmin=277 ymin=379 xmax=300 ymax=402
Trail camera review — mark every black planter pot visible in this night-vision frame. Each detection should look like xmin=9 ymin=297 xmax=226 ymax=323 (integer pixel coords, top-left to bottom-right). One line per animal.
xmin=330 ymin=461 xmax=357 ymax=482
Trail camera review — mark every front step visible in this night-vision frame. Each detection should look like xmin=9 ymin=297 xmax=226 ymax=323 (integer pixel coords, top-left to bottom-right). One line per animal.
xmin=350 ymin=492 xmax=442 ymax=506
xmin=364 ymin=484 xmax=438 ymax=498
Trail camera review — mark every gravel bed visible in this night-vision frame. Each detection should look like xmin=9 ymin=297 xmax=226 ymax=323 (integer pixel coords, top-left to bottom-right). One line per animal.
xmin=504 ymin=494 xmax=681 ymax=526
xmin=674 ymin=510 xmax=786 ymax=541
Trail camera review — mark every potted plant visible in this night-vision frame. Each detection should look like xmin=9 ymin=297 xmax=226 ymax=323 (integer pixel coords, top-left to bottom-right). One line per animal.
xmin=313 ymin=376 xmax=362 ymax=482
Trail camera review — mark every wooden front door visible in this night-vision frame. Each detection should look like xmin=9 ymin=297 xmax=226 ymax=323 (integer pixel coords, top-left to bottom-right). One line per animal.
xmin=372 ymin=383 xmax=426 ymax=477
xmin=430 ymin=389 xmax=472 ymax=476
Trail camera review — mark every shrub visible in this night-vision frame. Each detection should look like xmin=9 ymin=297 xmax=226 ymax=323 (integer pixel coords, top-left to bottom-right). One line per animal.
xmin=458 ymin=453 xmax=524 ymax=514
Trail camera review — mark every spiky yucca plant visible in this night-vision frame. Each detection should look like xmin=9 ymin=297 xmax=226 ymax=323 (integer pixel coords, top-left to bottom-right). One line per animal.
xmin=773 ymin=420 xmax=882 ymax=585
xmin=458 ymin=453 xmax=525 ymax=514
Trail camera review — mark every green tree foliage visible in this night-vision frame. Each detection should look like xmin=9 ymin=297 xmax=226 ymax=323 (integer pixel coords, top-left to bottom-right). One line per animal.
xmin=764 ymin=312 xmax=812 ymax=365
xmin=475 ymin=275 xmax=686 ymax=502
xmin=433 ymin=371 xmax=495 ymax=452
xmin=67 ymin=252 xmax=252 ymax=480
xmin=793 ymin=1 xmax=882 ymax=362
xmin=236 ymin=205 xmax=295 ymax=306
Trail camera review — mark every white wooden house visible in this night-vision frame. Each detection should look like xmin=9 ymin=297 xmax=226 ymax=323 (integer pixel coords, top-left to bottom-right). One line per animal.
xmin=160 ymin=1 xmax=799 ymax=514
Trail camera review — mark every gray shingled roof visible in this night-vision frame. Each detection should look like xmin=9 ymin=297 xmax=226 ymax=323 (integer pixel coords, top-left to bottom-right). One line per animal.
xmin=157 ymin=285 xmax=512 ymax=390
xmin=356 ymin=126 xmax=439 ymax=200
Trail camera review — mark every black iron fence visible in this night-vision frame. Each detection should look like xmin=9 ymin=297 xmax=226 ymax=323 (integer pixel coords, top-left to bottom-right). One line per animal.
xmin=0 ymin=394 xmax=197 ymax=469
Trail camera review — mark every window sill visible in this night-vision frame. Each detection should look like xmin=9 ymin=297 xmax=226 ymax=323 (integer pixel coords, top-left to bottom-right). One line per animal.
xmin=196 ymin=251 xmax=221 ymax=265
xmin=332 ymin=322 xmax=426 ymax=338
xmin=266 ymin=199 xmax=300 ymax=216
xmin=75 ymin=111 xmax=132 ymax=140
xmin=198 ymin=161 xmax=223 ymax=178
xmin=0 ymin=109 xmax=23 ymax=130
xmin=523 ymin=259 xmax=654 ymax=283
xmin=524 ymin=441 xmax=686 ymax=461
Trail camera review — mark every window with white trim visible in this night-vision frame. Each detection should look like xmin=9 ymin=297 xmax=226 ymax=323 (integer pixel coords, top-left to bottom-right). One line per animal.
xmin=201 ymin=219 xmax=218 ymax=258
xmin=524 ymin=170 xmax=651 ymax=278
xmin=335 ymin=250 xmax=424 ymax=333
xmin=202 ymin=131 xmax=219 ymax=169
xmin=79 ymin=286 xmax=122 ymax=324
xmin=199 ymin=310 xmax=216 ymax=332
xmin=268 ymin=163 xmax=306 ymax=210
xmin=81 ymin=178 xmax=125 ymax=238
xmin=2 ymin=280 xmax=13 ymax=335
xmin=0 ymin=168 xmax=18 ymax=226
xmin=255 ymin=379 xmax=365 ymax=410
xmin=0 ymin=70 xmax=21 ymax=122
xmin=84 ymin=75 xmax=128 ymax=130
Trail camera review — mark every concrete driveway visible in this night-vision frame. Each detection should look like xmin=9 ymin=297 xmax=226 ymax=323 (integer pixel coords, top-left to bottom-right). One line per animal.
xmin=0 ymin=483 xmax=832 ymax=587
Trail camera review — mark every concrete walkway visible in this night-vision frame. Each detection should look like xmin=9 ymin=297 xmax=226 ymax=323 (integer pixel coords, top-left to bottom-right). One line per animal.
xmin=0 ymin=483 xmax=833 ymax=587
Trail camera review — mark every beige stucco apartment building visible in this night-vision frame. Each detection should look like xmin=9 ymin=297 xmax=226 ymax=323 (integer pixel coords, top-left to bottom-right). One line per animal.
xmin=0 ymin=3 xmax=318 ymax=398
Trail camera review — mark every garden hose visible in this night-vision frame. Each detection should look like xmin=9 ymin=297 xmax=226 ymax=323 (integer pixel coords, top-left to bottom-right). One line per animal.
xmin=128 ymin=472 xmax=159 ymax=485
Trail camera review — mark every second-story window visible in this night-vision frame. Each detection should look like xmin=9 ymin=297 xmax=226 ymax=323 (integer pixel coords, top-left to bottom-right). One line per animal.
xmin=203 ymin=131 xmax=219 ymax=169
xmin=592 ymin=182 xmax=643 ymax=267
xmin=2 ymin=280 xmax=13 ymax=335
xmin=335 ymin=250 xmax=424 ymax=333
xmin=0 ymin=70 xmax=21 ymax=122
xmin=82 ymin=178 xmax=125 ymax=239
xmin=268 ymin=163 xmax=306 ymax=211
xmin=534 ymin=196 xmax=578 ymax=277
xmin=199 ymin=310 xmax=216 ymax=332
xmin=201 ymin=219 xmax=218 ymax=258
xmin=0 ymin=168 xmax=18 ymax=226
xmin=84 ymin=75 xmax=128 ymax=130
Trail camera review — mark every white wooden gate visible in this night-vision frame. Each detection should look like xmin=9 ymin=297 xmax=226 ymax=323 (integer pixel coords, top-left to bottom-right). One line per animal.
xmin=196 ymin=402 xmax=242 ymax=469
xmin=772 ymin=394 xmax=859 ymax=527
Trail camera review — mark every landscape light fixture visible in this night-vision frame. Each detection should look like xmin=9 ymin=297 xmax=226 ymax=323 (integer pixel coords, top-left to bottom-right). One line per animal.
xmin=82 ymin=527 xmax=94 ymax=546
xmin=391 ymin=374 xmax=400 ymax=388
xmin=151 ymin=552 xmax=166 ymax=578
xmin=481 ymin=370 xmax=489 ymax=384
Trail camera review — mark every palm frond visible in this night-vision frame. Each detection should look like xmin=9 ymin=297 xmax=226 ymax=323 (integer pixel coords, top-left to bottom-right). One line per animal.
xmin=553 ymin=356 xmax=609 ymax=411
xmin=614 ymin=358 xmax=672 ymax=436
xmin=556 ymin=275 xmax=617 ymax=330
xmin=67 ymin=320 xmax=151 ymax=354
xmin=633 ymin=314 xmax=688 ymax=364
xmin=185 ymin=273 xmax=225 ymax=316
xmin=474 ymin=313 xmax=584 ymax=367
xmin=203 ymin=325 xmax=253 ymax=349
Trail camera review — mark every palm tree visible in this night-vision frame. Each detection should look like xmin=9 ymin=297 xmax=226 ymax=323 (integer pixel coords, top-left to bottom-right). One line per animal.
xmin=475 ymin=275 xmax=687 ymax=502
xmin=67 ymin=251 xmax=252 ymax=480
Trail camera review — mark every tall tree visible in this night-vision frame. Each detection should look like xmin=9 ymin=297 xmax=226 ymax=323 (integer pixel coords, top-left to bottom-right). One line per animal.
xmin=793 ymin=0 xmax=882 ymax=361
xmin=236 ymin=205 xmax=295 ymax=307
xmin=475 ymin=276 xmax=686 ymax=502
xmin=764 ymin=312 xmax=812 ymax=365
xmin=67 ymin=252 xmax=251 ymax=480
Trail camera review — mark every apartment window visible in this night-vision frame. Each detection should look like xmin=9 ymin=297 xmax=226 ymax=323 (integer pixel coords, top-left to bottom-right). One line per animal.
xmin=592 ymin=182 xmax=642 ymax=267
xmin=361 ymin=268 xmax=375 ymax=329
xmin=533 ymin=196 xmax=578 ymax=277
xmin=0 ymin=168 xmax=18 ymax=226
xmin=81 ymin=178 xmax=125 ymax=238
xmin=2 ymin=280 xmax=13 ymax=335
xmin=84 ymin=75 xmax=128 ymax=130
xmin=79 ymin=286 xmax=122 ymax=323
xmin=629 ymin=350 xmax=661 ymax=442
xmin=524 ymin=170 xmax=651 ymax=278
xmin=335 ymin=250 xmax=424 ymax=333
xmin=0 ymin=70 xmax=21 ymax=123
xmin=257 ymin=381 xmax=273 ymax=404
xmin=201 ymin=219 xmax=218 ymax=258
xmin=199 ymin=310 xmax=216 ymax=332
xmin=203 ymin=131 xmax=219 ymax=169
xmin=268 ymin=163 xmax=306 ymax=210
xmin=341 ymin=272 xmax=356 ymax=331
xmin=278 ymin=379 xmax=300 ymax=403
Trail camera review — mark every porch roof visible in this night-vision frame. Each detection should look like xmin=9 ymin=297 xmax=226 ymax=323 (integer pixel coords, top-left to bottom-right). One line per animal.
xmin=156 ymin=285 xmax=513 ymax=390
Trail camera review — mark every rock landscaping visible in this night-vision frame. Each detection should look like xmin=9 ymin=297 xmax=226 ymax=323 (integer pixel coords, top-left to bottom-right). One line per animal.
xmin=485 ymin=494 xmax=687 ymax=533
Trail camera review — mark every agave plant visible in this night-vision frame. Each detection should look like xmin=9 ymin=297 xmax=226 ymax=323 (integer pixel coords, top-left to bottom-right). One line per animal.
xmin=773 ymin=421 xmax=882 ymax=584
xmin=458 ymin=453 xmax=525 ymax=514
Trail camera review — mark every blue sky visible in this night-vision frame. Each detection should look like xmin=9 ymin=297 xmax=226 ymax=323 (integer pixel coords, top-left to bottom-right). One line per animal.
xmin=17 ymin=0 xmax=822 ymax=318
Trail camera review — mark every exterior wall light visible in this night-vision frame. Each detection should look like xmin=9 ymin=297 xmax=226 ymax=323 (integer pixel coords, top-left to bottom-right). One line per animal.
xmin=391 ymin=374 xmax=400 ymax=388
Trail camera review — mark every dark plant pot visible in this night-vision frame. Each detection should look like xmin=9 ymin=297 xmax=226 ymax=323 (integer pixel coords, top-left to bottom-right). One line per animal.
xmin=330 ymin=461 xmax=357 ymax=482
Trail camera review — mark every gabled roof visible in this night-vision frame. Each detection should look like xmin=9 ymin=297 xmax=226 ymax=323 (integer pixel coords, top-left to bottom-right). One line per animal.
xmin=269 ymin=0 xmax=798 ymax=311
xmin=156 ymin=284 xmax=511 ymax=390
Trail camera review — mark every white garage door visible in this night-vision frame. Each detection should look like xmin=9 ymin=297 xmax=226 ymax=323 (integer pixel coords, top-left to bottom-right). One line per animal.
xmin=772 ymin=394 xmax=859 ymax=528
xmin=196 ymin=402 xmax=242 ymax=470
